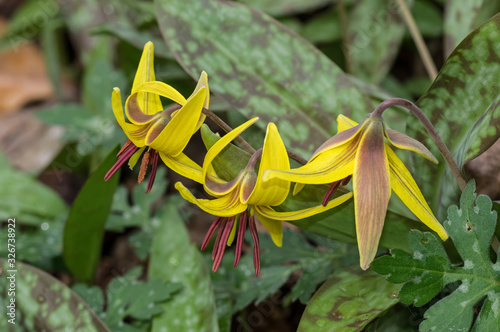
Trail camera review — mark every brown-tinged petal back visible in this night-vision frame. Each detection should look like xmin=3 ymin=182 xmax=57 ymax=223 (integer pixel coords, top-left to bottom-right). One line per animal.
xmin=353 ymin=121 xmax=391 ymax=270
xmin=385 ymin=128 xmax=438 ymax=164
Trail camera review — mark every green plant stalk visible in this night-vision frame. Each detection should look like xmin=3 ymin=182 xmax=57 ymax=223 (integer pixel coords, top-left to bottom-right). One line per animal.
xmin=372 ymin=98 xmax=467 ymax=191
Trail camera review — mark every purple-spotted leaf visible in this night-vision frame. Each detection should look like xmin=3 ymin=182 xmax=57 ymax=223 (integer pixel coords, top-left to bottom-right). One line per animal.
xmin=0 ymin=258 xmax=110 ymax=331
xmin=456 ymin=94 xmax=500 ymax=167
xmin=298 ymin=267 xmax=401 ymax=331
xmin=407 ymin=14 xmax=500 ymax=217
xmin=239 ymin=0 xmax=333 ymax=16
xmin=347 ymin=0 xmax=412 ymax=84
xmin=154 ymin=0 xmax=375 ymax=156
xmin=443 ymin=0 xmax=494 ymax=57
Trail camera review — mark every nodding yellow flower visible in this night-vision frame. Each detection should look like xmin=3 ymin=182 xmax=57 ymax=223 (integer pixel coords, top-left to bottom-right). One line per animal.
xmin=263 ymin=113 xmax=448 ymax=270
xmin=105 ymin=41 xmax=209 ymax=191
xmin=175 ymin=119 xmax=352 ymax=275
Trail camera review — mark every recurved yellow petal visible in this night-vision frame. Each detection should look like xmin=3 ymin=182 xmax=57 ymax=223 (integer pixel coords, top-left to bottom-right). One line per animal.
xmin=227 ymin=217 xmax=238 ymax=246
xmin=147 ymin=87 xmax=206 ymax=156
xmin=353 ymin=120 xmax=391 ymax=270
xmin=293 ymin=183 xmax=305 ymax=196
xmin=128 ymin=146 xmax=146 ymax=169
xmin=184 ymin=71 xmax=210 ymax=132
xmin=159 ymin=152 xmax=203 ymax=184
xmin=253 ymin=208 xmax=283 ymax=247
xmin=336 ymin=114 xmax=358 ymax=132
xmin=134 ymin=81 xmax=187 ymax=106
xmin=205 ymin=170 xmax=247 ymax=197
xmin=310 ymin=124 xmax=362 ymax=159
xmin=131 ymin=42 xmax=163 ymax=115
xmin=189 ymin=71 xmax=210 ymax=109
xmin=111 ymin=88 xmax=146 ymax=146
xmin=245 ymin=123 xmax=290 ymax=207
xmin=387 ymin=147 xmax=448 ymax=241
xmin=125 ymin=93 xmax=162 ymax=125
xmin=202 ymin=117 xmax=259 ymax=192
xmin=254 ymin=191 xmax=352 ymax=221
xmin=175 ymin=182 xmax=247 ymax=217
xmin=263 ymin=139 xmax=357 ymax=185
xmin=385 ymin=128 xmax=438 ymax=164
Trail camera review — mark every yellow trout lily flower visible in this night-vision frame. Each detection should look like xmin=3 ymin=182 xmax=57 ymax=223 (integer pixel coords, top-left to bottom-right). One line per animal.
xmin=175 ymin=119 xmax=352 ymax=275
xmin=263 ymin=113 xmax=448 ymax=270
xmin=105 ymin=42 xmax=209 ymax=191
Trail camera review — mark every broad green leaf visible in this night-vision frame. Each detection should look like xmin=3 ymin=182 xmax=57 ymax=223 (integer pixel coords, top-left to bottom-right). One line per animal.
xmin=372 ymin=181 xmax=500 ymax=332
xmin=301 ymin=8 xmax=341 ymax=44
xmin=0 ymin=152 xmax=67 ymax=226
xmin=89 ymin=23 xmax=173 ymax=59
xmin=155 ymin=0 xmax=375 ymax=156
xmin=41 ymin=18 xmax=65 ymax=99
xmin=73 ymin=267 xmax=182 ymax=332
xmin=0 ymin=0 xmax=60 ymax=51
xmin=456 ymin=94 xmax=500 ymax=167
xmin=148 ymin=203 xmax=219 ymax=332
xmin=0 ymin=258 xmax=109 ymax=331
xmin=63 ymin=146 xmax=120 ymax=282
xmin=238 ymin=0 xmax=333 ymax=16
xmin=412 ymin=0 xmax=442 ymax=38
xmin=200 ymin=124 xmax=252 ymax=181
xmin=408 ymin=14 xmax=500 ymax=217
xmin=298 ymin=267 xmax=401 ymax=331
xmin=347 ymin=0 xmax=411 ymax=84
xmin=443 ymin=0 xmax=485 ymax=57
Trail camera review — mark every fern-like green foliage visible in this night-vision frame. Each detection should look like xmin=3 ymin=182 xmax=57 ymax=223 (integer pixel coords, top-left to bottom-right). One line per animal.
xmin=372 ymin=181 xmax=500 ymax=331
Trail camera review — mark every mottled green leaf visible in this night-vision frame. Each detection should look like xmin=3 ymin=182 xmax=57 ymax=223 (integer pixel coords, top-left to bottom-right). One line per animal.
xmin=409 ymin=14 xmax=500 ymax=217
xmin=444 ymin=0 xmax=485 ymax=57
xmin=0 ymin=152 xmax=67 ymax=226
xmin=0 ymin=258 xmax=109 ymax=331
xmin=347 ymin=0 xmax=411 ymax=84
xmin=372 ymin=181 xmax=500 ymax=332
xmin=90 ymin=23 xmax=173 ymax=59
xmin=155 ymin=0 xmax=374 ymax=156
xmin=298 ymin=267 xmax=401 ymax=331
xmin=238 ymin=0 xmax=334 ymax=16
xmin=456 ymin=94 xmax=500 ymax=167
xmin=63 ymin=146 xmax=120 ymax=282
xmin=148 ymin=203 xmax=219 ymax=332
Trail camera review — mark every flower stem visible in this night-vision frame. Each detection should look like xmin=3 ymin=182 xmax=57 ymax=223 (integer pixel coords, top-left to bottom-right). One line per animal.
xmin=287 ymin=150 xmax=308 ymax=165
xmin=201 ymin=107 xmax=308 ymax=165
xmin=372 ymin=98 xmax=467 ymax=190
xmin=202 ymin=107 xmax=256 ymax=154
xmin=396 ymin=0 xmax=438 ymax=80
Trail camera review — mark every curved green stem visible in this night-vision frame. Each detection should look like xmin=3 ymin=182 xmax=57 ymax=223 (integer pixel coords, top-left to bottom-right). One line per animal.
xmin=202 ymin=107 xmax=256 ymax=154
xmin=372 ymin=98 xmax=467 ymax=191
